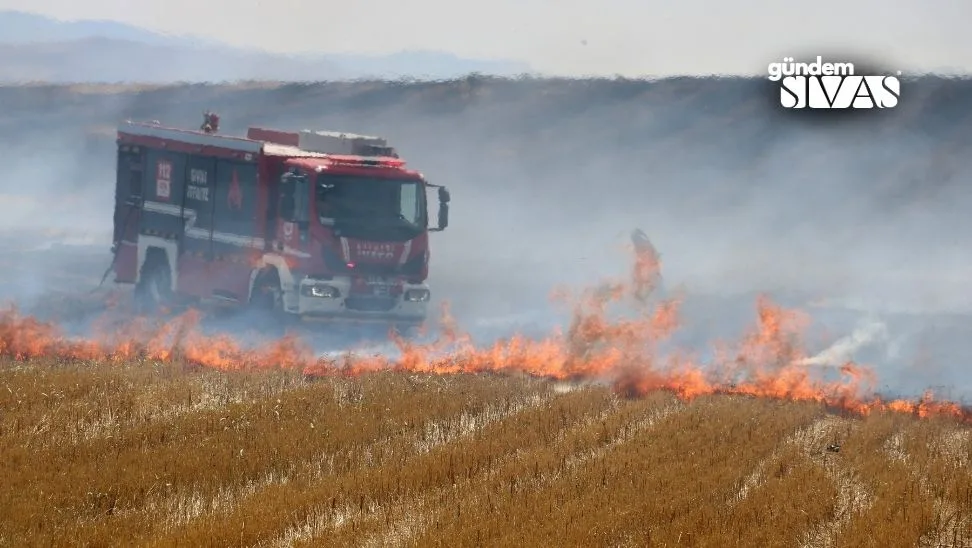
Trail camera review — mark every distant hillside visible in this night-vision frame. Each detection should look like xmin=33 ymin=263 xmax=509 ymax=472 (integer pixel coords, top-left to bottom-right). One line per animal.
xmin=0 ymin=10 xmax=530 ymax=82
xmin=0 ymin=10 xmax=200 ymax=46
xmin=0 ymin=38 xmax=352 ymax=83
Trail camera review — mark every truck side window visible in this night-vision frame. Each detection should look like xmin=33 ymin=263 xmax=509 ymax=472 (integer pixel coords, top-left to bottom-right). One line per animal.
xmin=400 ymin=183 xmax=419 ymax=224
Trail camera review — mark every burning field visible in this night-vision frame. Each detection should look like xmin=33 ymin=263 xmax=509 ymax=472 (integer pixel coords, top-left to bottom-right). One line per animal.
xmin=1 ymin=238 xmax=971 ymax=546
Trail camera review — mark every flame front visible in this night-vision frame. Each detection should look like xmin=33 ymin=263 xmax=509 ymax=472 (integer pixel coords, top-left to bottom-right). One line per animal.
xmin=0 ymin=237 xmax=968 ymax=424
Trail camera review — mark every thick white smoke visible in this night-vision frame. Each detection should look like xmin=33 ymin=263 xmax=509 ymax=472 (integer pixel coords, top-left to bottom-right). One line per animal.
xmin=0 ymin=77 xmax=970 ymax=397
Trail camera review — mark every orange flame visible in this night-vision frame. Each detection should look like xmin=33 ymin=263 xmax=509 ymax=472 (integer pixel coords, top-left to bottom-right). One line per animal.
xmin=0 ymin=238 xmax=969 ymax=424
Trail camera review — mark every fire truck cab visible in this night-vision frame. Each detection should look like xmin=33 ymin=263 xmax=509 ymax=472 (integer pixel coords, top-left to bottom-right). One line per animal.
xmin=111 ymin=116 xmax=450 ymax=329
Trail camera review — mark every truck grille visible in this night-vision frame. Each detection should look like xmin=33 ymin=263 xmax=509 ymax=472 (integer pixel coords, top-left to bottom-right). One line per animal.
xmin=323 ymin=245 xmax=423 ymax=276
xmin=345 ymin=296 xmax=397 ymax=312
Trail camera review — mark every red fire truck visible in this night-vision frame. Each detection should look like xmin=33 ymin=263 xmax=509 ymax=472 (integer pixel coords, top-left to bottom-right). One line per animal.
xmin=110 ymin=113 xmax=450 ymax=329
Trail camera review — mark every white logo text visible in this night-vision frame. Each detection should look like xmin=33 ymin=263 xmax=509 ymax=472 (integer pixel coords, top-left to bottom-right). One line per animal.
xmin=768 ymin=56 xmax=900 ymax=109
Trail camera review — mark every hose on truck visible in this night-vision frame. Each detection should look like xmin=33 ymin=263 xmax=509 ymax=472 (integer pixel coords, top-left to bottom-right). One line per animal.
xmin=91 ymin=199 xmax=141 ymax=293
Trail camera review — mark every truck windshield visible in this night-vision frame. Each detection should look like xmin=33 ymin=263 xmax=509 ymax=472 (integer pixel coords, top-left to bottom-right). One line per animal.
xmin=316 ymin=174 xmax=427 ymax=240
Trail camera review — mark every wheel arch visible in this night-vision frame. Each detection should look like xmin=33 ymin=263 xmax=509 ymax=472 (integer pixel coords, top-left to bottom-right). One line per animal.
xmin=136 ymin=236 xmax=178 ymax=292
xmin=247 ymin=253 xmax=296 ymax=303
xmin=248 ymin=265 xmax=281 ymax=303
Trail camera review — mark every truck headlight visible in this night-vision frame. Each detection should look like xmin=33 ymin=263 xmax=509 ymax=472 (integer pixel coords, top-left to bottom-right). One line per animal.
xmin=404 ymin=289 xmax=430 ymax=302
xmin=301 ymin=284 xmax=340 ymax=298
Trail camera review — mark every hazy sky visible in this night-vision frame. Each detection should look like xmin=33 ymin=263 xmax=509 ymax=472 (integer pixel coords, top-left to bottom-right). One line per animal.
xmin=3 ymin=0 xmax=971 ymax=76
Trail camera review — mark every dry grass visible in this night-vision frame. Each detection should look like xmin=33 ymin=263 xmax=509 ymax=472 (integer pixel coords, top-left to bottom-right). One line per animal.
xmin=1 ymin=358 xmax=970 ymax=547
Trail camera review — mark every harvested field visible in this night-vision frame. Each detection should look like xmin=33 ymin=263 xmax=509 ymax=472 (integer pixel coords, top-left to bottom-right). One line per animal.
xmin=1 ymin=359 xmax=971 ymax=547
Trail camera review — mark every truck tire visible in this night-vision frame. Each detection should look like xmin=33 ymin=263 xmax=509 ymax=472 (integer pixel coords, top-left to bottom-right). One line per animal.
xmin=134 ymin=255 xmax=172 ymax=315
xmin=249 ymin=269 xmax=291 ymax=330
xmin=250 ymin=269 xmax=282 ymax=310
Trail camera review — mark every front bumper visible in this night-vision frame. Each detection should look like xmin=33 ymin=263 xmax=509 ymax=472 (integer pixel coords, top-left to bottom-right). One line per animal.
xmin=290 ymin=276 xmax=430 ymax=325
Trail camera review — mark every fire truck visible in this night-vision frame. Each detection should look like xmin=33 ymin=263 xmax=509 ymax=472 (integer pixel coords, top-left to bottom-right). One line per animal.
xmin=110 ymin=113 xmax=450 ymax=329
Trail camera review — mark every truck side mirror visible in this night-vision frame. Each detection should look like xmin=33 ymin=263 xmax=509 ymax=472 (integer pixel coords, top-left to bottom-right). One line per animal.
xmin=429 ymin=185 xmax=450 ymax=231
xmin=293 ymin=175 xmax=310 ymax=226
xmin=279 ymin=174 xmax=296 ymax=219
xmin=437 ymin=202 xmax=449 ymax=231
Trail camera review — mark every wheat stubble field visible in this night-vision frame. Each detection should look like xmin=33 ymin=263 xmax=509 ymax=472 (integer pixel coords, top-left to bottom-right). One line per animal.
xmin=0 ymin=357 xmax=970 ymax=547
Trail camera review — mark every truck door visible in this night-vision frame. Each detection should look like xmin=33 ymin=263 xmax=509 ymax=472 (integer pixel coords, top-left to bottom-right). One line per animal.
xmin=212 ymin=159 xmax=259 ymax=250
xmin=172 ymin=155 xmax=218 ymax=299
xmin=277 ymin=169 xmax=310 ymax=254
xmin=112 ymin=144 xmax=144 ymax=283
xmin=209 ymin=158 xmax=260 ymax=301
xmin=182 ymin=155 xmax=217 ymax=259
xmin=142 ymin=149 xmax=188 ymax=239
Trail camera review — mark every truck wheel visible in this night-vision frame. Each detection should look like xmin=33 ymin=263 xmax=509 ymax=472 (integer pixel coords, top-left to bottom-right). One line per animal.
xmin=250 ymin=270 xmax=284 ymax=315
xmin=248 ymin=270 xmax=296 ymax=334
xmin=134 ymin=259 xmax=172 ymax=315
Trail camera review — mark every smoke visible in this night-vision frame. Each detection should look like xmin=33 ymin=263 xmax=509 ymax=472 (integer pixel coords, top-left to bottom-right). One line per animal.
xmin=797 ymin=319 xmax=890 ymax=368
xmin=0 ymin=76 xmax=971 ymax=398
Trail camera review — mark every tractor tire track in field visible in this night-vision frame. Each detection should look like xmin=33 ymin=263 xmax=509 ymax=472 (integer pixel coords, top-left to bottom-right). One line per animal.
xmin=268 ymin=388 xmax=653 ymax=547
xmin=144 ymin=377 xmax=555 ymax=542
xmin=349 ymin=397 xmax=684 ymax=548
xmin=247 ymin=385 xmax=557 ymax=546
xmin=154 ymin=387 xmax=554 ymax=534
xmin=797 ymin=416 xmax=872 ymax=548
